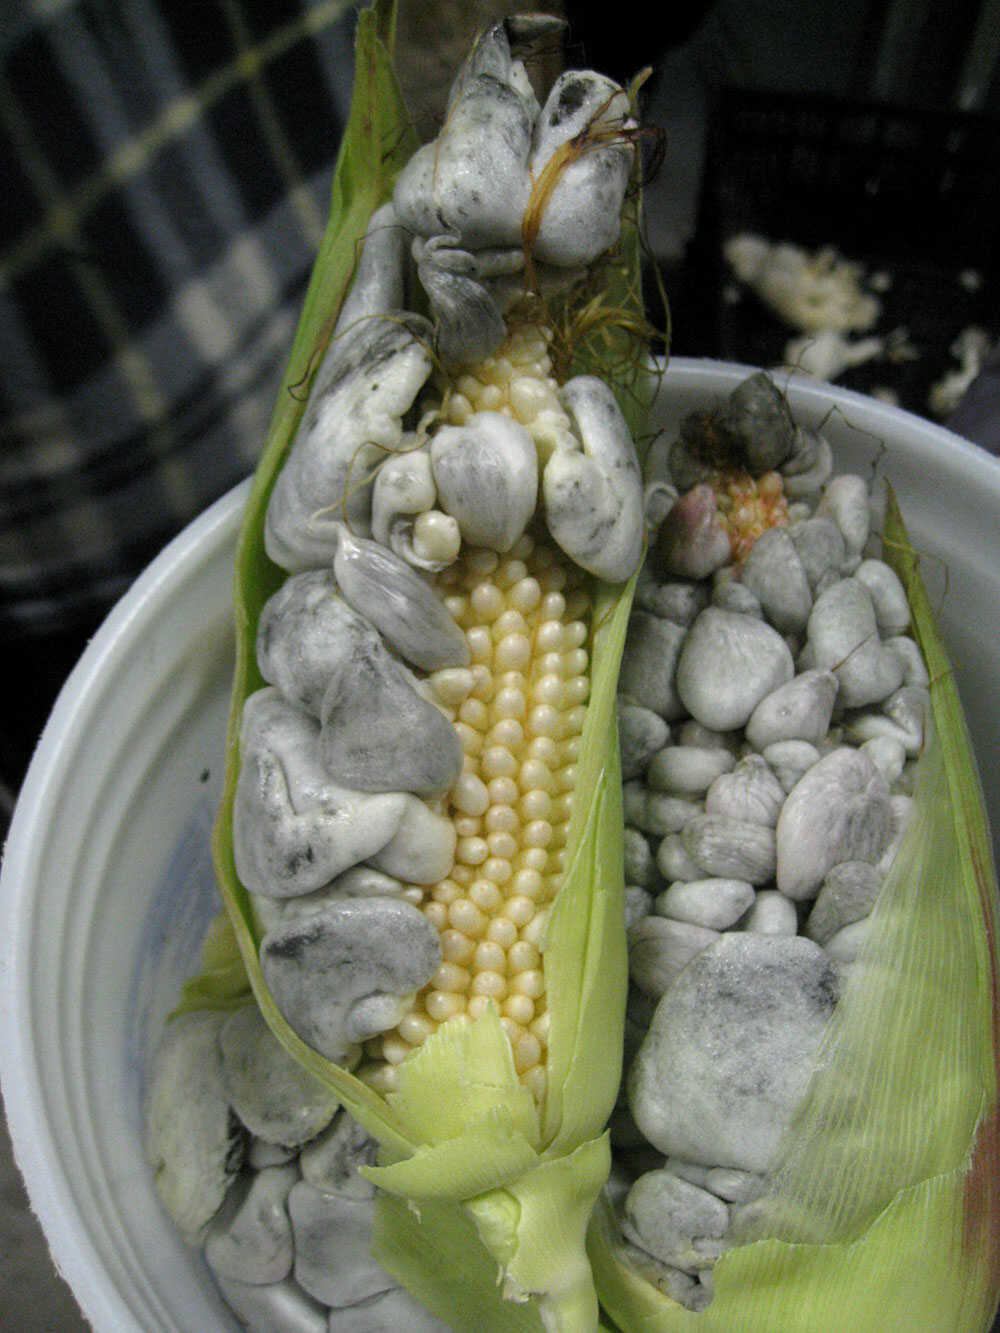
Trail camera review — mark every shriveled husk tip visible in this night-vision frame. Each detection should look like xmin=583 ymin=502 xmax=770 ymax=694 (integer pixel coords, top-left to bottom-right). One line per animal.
xmin=591 ymin=482 xmax=1000 ymax=1333
xmin=189 ymin=4 xmax=649 ymax=1331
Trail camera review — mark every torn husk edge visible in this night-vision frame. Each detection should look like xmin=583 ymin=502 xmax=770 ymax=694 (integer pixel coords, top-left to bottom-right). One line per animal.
xmin=590 ymin=482 xmax=1000 ymax=1333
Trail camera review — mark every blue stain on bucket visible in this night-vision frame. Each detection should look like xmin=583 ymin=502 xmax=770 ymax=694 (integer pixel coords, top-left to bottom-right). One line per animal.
xmin=124 ymin=796 xmax=222 ymax=1110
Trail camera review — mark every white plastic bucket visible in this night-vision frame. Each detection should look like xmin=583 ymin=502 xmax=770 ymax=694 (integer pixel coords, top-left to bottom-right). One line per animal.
xmin=2 ymin=361 xmax=998 ymax=1332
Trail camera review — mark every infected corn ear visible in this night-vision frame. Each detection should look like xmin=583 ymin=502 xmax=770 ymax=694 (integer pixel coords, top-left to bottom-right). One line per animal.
xmin=592 ymin=453 xmax=1000 ymax=1331
xmin=198 ymin=6 xmax=653 ymax=1332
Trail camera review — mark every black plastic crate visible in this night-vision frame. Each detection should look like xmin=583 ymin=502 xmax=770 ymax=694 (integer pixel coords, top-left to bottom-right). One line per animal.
xmin=672 ymin=88 xmax=1000 ymax=420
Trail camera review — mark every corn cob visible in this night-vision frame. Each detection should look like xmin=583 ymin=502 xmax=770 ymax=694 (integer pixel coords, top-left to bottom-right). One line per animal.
xmin=340 ymin=322 xmax=598 ymax=1105
xmin=147 ymin=8 xmax=651 ymax=1332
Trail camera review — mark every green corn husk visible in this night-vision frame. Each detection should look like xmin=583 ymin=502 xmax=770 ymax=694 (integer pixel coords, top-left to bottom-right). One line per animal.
xmin=185 ymin=6 xmax=652 ymax=1330
xmin=590 ymin=483 xmax=1000 ymax=1333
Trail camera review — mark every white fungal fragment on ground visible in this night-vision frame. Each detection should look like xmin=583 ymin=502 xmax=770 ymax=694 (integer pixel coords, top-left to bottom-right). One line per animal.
xmin=928 ymin=326 xmax=995 ymax=418
xmin=783 ymin=329 xmax=885 ymax=381
xmin=723 ymin=234 xmax=881 ymax=335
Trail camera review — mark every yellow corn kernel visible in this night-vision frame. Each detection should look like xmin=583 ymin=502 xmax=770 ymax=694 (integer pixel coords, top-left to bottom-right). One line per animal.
xmin=711 ymin=466 xmax=791 ymax=564
xmin=368 ymin=530 xmax=591 ymax=1098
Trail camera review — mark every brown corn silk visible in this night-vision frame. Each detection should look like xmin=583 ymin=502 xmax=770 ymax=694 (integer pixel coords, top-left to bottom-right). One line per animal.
xmin=591 ymin=483 xmax=1000 ymax=1332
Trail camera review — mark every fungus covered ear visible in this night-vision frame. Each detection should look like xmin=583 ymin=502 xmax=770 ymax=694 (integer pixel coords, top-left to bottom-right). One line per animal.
xmin=153 ymin=6 xmax=656 ymax=1329
xmin=592 ymin=374 xmax=998 ymax=1330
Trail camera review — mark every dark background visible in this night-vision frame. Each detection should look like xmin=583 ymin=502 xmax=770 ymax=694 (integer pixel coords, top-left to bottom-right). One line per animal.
xmin=1 ymin=1 xmax=998 ymax=1329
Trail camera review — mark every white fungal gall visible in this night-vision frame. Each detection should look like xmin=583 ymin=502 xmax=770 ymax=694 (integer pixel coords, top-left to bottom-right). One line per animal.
xmin=371 ymin=449 xmax=460 ymax=572
xmin=331 ymin=200 xmax=406 ymax=339
xmin=411 ymin=510 xmax=462 ymax=567
xmin=264 ymin=317 xmax=434 ymax=572
xmin=332 ymin=526 xmax=470 ymax=673
xmin=528 ymin=71 xmax=635 ymax=268
xmin=219 ymin=1005 xmax=338 ymax=1148
xmin=233 ymin=689 xmax=456 ymax=900
xmin=854 ymin=558 xmax=911 ymax=636
xmin=775 ymin=747 xmax=893 ymax=900
xmin=628 ymin=934 xmax=840 ymax=1174
xmin=430 ymin=411 xmax=539 ymax=552
xmin=203 ymin=1162 xmax=299 ymax=1286
xmin=806 ymin=578 xmax=904 ymax=708
xmin=392 ymin=22 xmax=537 ymax=251
xmin=675 ymin=608 xmax=794 ymax=732
xmin=260 ymin=898 xmax=443 ymax=1063
xmin=622 ymin=1169 xmax=731 ymax=1271
xmin=544 ymin=375 xmax=645 ymax=582
xmin=818 ymin=474 xmax=871 ymax=560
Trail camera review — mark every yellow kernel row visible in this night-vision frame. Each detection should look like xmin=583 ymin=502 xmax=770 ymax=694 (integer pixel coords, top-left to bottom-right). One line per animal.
xmin=367 ymin=531 xmax=590 ymax=1098
xmin=711 ymin=468 xmax=790 ymax=564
